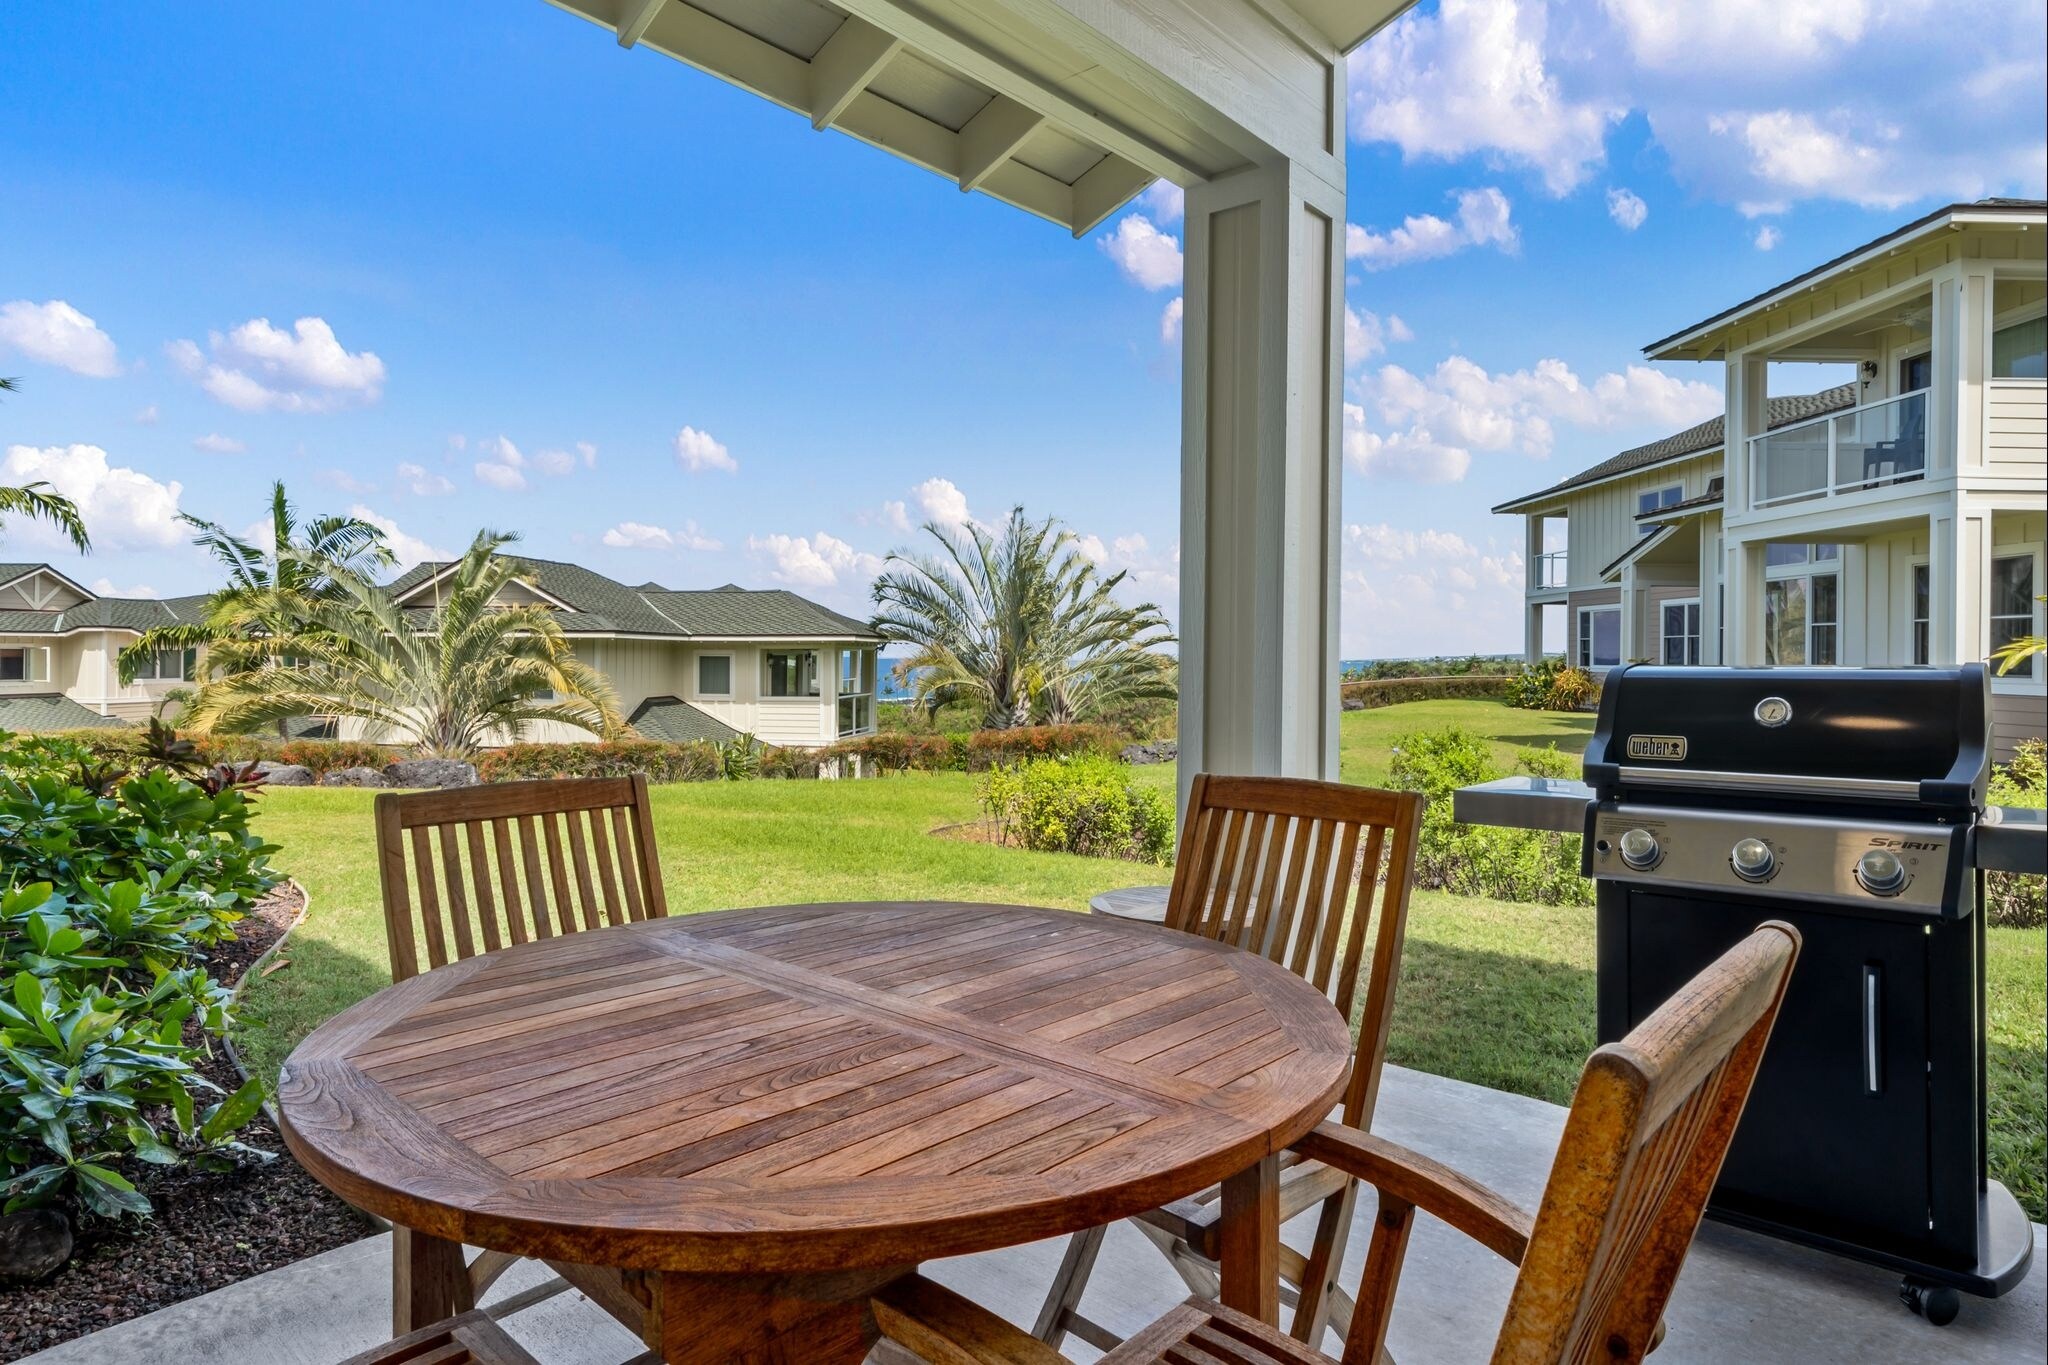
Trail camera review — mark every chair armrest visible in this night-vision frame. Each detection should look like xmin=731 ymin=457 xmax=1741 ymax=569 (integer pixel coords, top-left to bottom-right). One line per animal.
xmin=872 ymin=1274 xmax=1070 ymax=1365
xmin=1292 ymin=1121 xmax=1533 ymax=1265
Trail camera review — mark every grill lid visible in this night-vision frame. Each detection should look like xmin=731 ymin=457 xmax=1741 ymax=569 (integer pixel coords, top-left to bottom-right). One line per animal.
xmin=1583 ymin=664 xmax=1990 ymax=810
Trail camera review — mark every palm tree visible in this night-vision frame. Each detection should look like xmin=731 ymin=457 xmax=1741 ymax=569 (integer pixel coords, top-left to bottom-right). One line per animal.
xmin=870 ymin=507 xmax=1176 ymax=729
xmin=179 ymin=530 xmax=625 ymax=757
xmin=0 ymin=377 xmax=91 ymax=552
xmin=118 ymin=480 xmax=393 ymax=684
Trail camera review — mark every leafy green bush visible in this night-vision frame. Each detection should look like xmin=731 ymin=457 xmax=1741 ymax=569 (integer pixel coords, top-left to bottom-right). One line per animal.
xmin=1987 ymin=738 xmax=2045 ymax=929
xmin=475 ymin=739 xmax=723 ymax=784
xmin=962 ymin=724 xmax=1119 ymax=771
xmin=0 ymin=731 xmax=275 ymax=1222
xmin=1504 ymin=659 xmax=1600 ymax=712
xmin=276 ymin=739 xmax=389 ymax=773
xmin=978 ymin=754 xmax=1174 ymax=863
xmin=1343 ymin=655 xmax=1521 ymax=681
xmin=1388 ymin=726 xmax=1591 ymax=907
xmin=1340 ymin=674 xmax=1512 ymax=710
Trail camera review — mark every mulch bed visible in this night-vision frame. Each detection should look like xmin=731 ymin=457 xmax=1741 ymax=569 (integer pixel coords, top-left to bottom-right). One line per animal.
xmin=0 ymin=882 xmax=378 ymax=1363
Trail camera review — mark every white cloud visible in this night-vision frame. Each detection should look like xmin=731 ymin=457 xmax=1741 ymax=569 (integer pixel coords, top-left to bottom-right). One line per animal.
xmin=1136 ymin=181 xmax=1185 ymax=225
xmin=1348 ymin=0 xmax=1620 ymax=195
xmin=1606 ymin=187 xmax=1648 ymax=230
xmin=0 ymin=300 xmax=121 ymax=378
xmin=911 ymin=477 xmax=974 ymax=530
xmin=1160 ymin=296 xmax=1184 ymax=346
xmin=90 ymin=577 xmax=159 ymax=599
xmin=347 ymin=505 xmax=448 ymax=572
xmin=1342 ymin=520 xmax=1523 ymax=659
xmin=472 ymin=435 xmax=526 ymax=491
xmin=168 ymin=316 xmax=384 ymax=413
xmin=602 ymin=520 xmax=722 ymax=552
xmin=1345 ymin=307 xmax=1413 ymax=368
xmin=0 ymin=444 xmax=184 ymax=549
xmin=747 ymin=531 xmax=882 ymax=588
xmin=192 ymin=432 xmax=245 ymax=455
xmin=316 ymin=468 xmax=378 ymax=495
xmin=1343 ymin=404 xmax=1473 ymax=483
xmin=1347 ymin=187 xmax=1519 ymax=270
xmin=132 ymin=405 xmax=159 ymax=426
xmin=396 ymin=462 xmax=455 ymax=496
xmin=1100 ymin=215 xmax=1184 ymax=290
xmin=1754 ymin=224 xmax=1783 ymax=251
xmin=673 ymin=425 xmax=737 ymax=474
xmin=878 ymin=500 xmax=912 ymax=533
xmin=1074 ymin=534 xmax=1109 ymax=564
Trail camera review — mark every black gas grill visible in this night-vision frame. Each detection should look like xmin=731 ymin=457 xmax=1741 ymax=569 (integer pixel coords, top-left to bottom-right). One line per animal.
xmin=1581 ymin=664 xmax=2033 ymax=1324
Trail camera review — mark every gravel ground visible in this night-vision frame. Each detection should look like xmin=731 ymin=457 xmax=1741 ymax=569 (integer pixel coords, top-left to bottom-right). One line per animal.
xmin=0 ymin=882 xmax=378 ymax=1363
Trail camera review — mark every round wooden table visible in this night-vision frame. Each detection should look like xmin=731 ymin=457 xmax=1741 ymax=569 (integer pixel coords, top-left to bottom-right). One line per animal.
xmin=278 ymin=902 xmax=1351 ymax=1363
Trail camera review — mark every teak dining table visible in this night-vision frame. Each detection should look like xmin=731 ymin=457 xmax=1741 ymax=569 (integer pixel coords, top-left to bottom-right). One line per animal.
xmin=277 ymin=901 xmax=1352 ymax=1363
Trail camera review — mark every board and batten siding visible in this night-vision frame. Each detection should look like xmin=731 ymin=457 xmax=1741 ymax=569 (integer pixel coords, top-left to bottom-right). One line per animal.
xmin=1563 ymin=451 xmax=1721 ymax=591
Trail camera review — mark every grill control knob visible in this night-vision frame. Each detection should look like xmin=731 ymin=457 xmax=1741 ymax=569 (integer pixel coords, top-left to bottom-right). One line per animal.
xmin=1730 ymin=837 xmax=1776 ymax=882
xmin=1856 ymin=848 xmax=1908 ymax=896
xmin=1617 ymin=828 xmax=1661 ymax=870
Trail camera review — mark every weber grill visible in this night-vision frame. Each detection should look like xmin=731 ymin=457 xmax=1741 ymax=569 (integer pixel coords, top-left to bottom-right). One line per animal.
xmin=1580 ymin=663 xmax=2033 ymax=1324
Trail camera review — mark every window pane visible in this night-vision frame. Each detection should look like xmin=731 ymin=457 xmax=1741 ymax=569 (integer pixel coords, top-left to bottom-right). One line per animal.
xmin=764 ymin=651 xmax=819 ymax=697
xmin=1811 ymin=574 xmax=1838 ymax=627
xmin=1767 ymin=579 xmax=1807 ymax=665
xmin=0 ymin=649 xmax=22 ymax=682
xmin=1813 ymin=543 xmax=1838 ymax=562
xmin=1591 ymin=609 xmax=1620 ymax=667
xmin=1764 ymin=543 xmax=1808 ymax=567
xmin=1993 ymin=316 xmax=2047 ymax=379
xmin=1993 ymin=555 xmax=2035 ymax=616
xmin=1914 ymin=621 xmax=1930 ymax=667
xmin=698 ymin=655 xmax=731 ymax=695
xmin=1913 ymin=564 xmax=1930 ymax=619
xmin=1811 ymin=624 xmax=1838 ymax=666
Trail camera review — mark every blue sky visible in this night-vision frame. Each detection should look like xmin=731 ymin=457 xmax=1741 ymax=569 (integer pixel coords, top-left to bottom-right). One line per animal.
xmin=3 ymin=0 xmax=2043 ymax=657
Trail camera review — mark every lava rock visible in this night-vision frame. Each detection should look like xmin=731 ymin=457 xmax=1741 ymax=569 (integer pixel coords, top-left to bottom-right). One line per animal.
xmin=1119 ymin=741 xmax=1179 ymax=765
xmin=252 ymin=761 xmax=316 ymax=786
xmin=384 ymin=758 xmax=478 ymax=789
xmin=320 ymin=766 xmax=389 ymax=788
xmin=0 ymin=1209 xmax=72 ymax=1284
xmin=1340 ymin=695 xmax=1366 ymax=712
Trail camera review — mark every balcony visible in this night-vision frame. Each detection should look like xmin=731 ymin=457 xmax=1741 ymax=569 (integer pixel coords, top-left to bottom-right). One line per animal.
xmin=1532 ymin=549 xmax=1568 ymax=590
xmin=1749 ymin=389 xmax=1928 ymax=510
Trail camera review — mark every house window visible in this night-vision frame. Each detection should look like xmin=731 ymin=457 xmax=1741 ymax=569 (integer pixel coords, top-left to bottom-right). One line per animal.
xmin=696 ymin=654 xmax=733 ymax=698
xmin=1764 ymin=542 xmax=1839 ymax=568
xmin=1912 ymin=563 xmax=1931 ymax=666
xmin=1660 ymin=600 xmax=1702 ymax=665
xmin=837 ymin=649 xmax=874 ymax=737
xmin=1899 ymin=352 xmax=1932 ymax=392
xmin=763 ymin=650 xmax=819 ymax=698
xmin=1765 ymin=573 xmax=1838 ymax=665
xmin=1576 ymin=606 xmax=1621 ymax=669
xmin=0 ymin=647 xmax=46 ymax=683
xmin=1991 ymin=554 xmax=2038 ymax=679
xmin=1636 ymin=484 xmax=1683 ymax=533
xmin=130 ymin=648 xmax=195 ymax=682
xmin=1992 ymin=317 xmax=2046 ymax=380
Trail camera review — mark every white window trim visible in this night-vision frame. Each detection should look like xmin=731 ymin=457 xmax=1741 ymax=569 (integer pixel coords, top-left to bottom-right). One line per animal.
xmin=1637 ymin=484 xmax=1684 ymax=534
xmin=1989 ymin=546 xmax=2043 ymax=691
xmin=0 ymin=644 xmax=53 ymax=686
xmin=1576 ymin=605 xmax=1622 ymax=670
xmin=1908 ymin=557 xmax=1930 ymax=667
xmin=1660 ymin=598 xmax=1702 ymax=666
xmin=692 ymin=650 xmax=737 ymax=700
xmin=760 ymin=648 xmax=822 ymax=700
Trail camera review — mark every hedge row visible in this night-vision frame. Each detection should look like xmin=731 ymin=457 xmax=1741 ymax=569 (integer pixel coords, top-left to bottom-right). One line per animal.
xmin=1339 ymin=674 xmax=1512 ymax=710
xmin=477 ymin=739 xmax=725 ymax=784
xmin=35 ymin=729 xmax=389 ymax=774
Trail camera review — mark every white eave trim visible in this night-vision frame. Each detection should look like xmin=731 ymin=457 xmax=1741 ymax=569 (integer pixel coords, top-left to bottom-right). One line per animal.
xmin=1493 ymin=445 xmax=1727 ymax=515
xmin=391 ymin=563 xmax=579 ymax=612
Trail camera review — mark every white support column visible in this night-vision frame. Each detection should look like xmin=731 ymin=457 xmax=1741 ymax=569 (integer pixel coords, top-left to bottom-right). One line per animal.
xmin=1724 ymin=353 xmax=1768 ymax=516
xmin=1722 ymin=353 xmax=1768 ymax=666
xmin=1618 ymin=562 xmax=1640 ymax=664
xmin=1725 ymin=538 xmax=1767 ymax=666
xmin=1178 ymin=158 xmax=1345 ymax=807
xmin=1930 ymin=504 xmax=1994 ymax=666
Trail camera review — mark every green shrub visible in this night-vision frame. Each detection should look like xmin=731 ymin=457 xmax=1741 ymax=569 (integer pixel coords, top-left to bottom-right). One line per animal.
xmin=978 ymin=754 xmax=1174 ymax=863
xmin=1341 ymin=674 xmax=1512 ymax=710
xmin=0 ymin=731 xmax=275 ymax=1222
xmin=1388 ymin=726 xmax=1592 ymax=908
xmin=475 ymin=739 xmax=723 ymax=784
xmin=1987 ymin=738 xmax=2045 ymax=929
xmin=1343 ymin=655 xmax=1522 ymax=681
xmin=962 ymin=724 xmax=1119 ymax=771
xmin=276 ymin=739 xmax=389 ymax=773
xmin=1504 ymin=658 xmax=1602 ymax=712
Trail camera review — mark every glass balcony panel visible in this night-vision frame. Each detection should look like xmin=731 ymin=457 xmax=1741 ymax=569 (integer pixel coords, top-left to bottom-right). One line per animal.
xmin=1534 ymin=550 xmax=1568 ymax=589
xmin=1752 ymin=426 xmax=1831 ymax=505
xmin=1833 ymin=390 xmax=1926 ymax=491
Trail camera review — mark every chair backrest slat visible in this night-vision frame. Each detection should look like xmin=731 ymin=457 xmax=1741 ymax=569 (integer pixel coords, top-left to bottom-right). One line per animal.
xmin=375 ymin=776 xmax=667 ymax=982
xmin=1165 ymin=774 xmax=1425 ymax=1130
xmin=1471 ymin=922 xmax=1801 ymax=1365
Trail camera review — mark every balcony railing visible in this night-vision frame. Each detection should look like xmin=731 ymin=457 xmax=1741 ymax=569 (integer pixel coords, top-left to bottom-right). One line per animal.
xmin=1749 ymin=388 xmax=1927 ymax=509
xmin=1533 ymin=550 xmax=1568 ymax=590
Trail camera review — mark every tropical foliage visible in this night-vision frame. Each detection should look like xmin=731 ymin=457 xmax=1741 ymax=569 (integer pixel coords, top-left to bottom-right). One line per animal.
xmin=118 ymin=480 xmax=394 ymax=691
xmin=978 ymin=753 xmax=1174 ymax=862
xmin=0 ymin=729 xmax=275 ymax=1222
xmin=0 ymin=377 xmax=92 ymax=553
xmin=178 ymin=531 xmax=625 ymax=759
xmin=870 ymin=507 xmax=1176 ymax=729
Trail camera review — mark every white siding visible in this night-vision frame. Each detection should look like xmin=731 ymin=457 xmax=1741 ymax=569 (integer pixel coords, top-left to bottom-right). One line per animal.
xmin=1985 ymin=380 xmax=2046 ymax=476
xmin=1563 ymin=451 xmax=1721 ymax=590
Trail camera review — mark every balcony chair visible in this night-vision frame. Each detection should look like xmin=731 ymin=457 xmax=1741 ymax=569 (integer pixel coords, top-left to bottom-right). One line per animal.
xmin=1034 ymin=774 xmax=1426 ymax=1350
xmin=371 ymin=775 xmax=670 ymax=1324
xmin=872 ymin=921 xmax=1802 ymax=1365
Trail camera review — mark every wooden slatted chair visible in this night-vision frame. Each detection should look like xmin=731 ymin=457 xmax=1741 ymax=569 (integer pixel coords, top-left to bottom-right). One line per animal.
xmin=1035 ymin=774 xmax=1426 ymax=1349
xmin=373 ymin=774 xmax=670 ymax=1314
xmin=336 ymin=1310 xmax=542 ymax=1365
xmin=871 ymin=922 xmax=1803 ymax=1365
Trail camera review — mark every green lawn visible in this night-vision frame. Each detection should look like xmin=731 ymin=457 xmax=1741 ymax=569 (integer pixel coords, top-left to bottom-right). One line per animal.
xmin=234 ymin=698 xmax=2042 ymax=1220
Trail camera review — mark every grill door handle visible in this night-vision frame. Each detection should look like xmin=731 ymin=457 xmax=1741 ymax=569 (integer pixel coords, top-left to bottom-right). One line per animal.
xmin=1862 ymin=965 xmax=1882 ymax=1096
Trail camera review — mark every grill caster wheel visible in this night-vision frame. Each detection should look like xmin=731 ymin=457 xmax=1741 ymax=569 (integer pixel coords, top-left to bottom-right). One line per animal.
xmin=1899 ymin=1279 xmax=1960 ymax=1326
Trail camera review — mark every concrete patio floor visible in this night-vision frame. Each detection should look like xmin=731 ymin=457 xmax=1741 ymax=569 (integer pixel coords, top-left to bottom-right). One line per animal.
xmin=22 ymin=1066 xmax=2043 ymax=1365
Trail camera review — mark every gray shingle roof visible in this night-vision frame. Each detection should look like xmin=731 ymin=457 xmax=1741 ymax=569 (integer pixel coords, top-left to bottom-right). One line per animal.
xmin=627 ymin=696 xmax=742 ymax=744
xmin=0 ymin=569 xmax=208 ymax=636
xmin=1493 ymin=385 xmax=1857 ymax=513
xmin=0 ymin=694 xmax=128 ymax=731
xmin=388 ymin=557 xmax=881 ymax=641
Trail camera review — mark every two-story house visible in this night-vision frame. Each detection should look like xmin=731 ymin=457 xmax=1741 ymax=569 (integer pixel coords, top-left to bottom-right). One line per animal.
xmin=0 ymin=563 xmax=206 ymax=728
xmin=1498 ymin=198 xmax=2046 ymax=758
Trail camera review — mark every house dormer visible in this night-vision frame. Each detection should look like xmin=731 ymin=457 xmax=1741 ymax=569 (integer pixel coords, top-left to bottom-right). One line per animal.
xmin=0 ymin=564 xmax=93 ymax=613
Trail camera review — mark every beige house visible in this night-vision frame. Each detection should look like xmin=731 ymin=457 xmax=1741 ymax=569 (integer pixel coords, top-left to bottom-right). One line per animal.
xmin=0 ymin=563 xmax=206 ymax=729
xmin=1499 ymin=199 xmax=2046 ymax=758
xmin=386 ymin=558 xmax=884 ymax=748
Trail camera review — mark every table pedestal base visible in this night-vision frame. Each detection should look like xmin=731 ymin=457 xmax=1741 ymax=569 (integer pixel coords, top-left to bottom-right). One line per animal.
xmin=554 ymin=1261 xmax=915 ymax=1364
